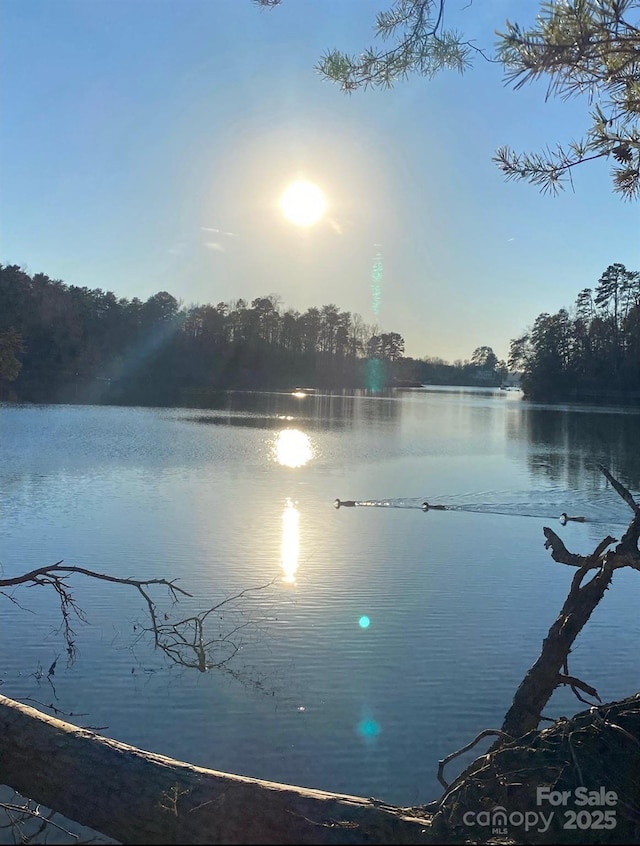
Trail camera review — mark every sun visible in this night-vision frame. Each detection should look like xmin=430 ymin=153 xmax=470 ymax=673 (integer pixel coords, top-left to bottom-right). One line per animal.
xmin=280 ymin=180 xmax=327 ymax=227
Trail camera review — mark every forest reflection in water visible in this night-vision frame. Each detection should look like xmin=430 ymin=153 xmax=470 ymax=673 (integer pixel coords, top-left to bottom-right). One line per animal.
xmin=506 ymin=403 xmax=640 ymax=492
xmin=183 ymin=388 xmax=402 ymax=431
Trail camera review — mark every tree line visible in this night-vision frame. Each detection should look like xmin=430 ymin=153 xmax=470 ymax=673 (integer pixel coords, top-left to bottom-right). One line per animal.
xmin=0 ymin=264 xmax=412 ymax=404
xmin=407 ymin=346 xmax=509 ymax=389
xmin=0 ymin=265 xmax=513 ymax=404
xmin=509 ymin=263 xmax=640 ymax=402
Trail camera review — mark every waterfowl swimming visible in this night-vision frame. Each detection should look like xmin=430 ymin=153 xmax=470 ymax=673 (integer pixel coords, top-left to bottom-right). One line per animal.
xmin=422 ymin=501 xmax=448 ymax=512
xmin=335 ymin=499 xmax=357 ymax=508
xmin=559 ymin=512 xmax=586 ymax=525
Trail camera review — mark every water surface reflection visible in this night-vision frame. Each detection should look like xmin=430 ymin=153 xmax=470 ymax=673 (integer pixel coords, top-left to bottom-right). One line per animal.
xmin=184 ymin=390 xmax=402 ymax=431
xmin=4 ymin=390 xmax=640 ymax=809
xmin=506 ymin=404 xmax=640 ymax=490
xmin=281 ymin=499 xmax=300 ymax=584
xmin=273 ymin=430 xmax=314 ymax=468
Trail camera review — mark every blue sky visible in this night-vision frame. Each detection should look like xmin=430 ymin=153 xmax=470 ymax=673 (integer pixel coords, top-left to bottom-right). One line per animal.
xmin=1 ymin=0 xmax=638 ymax=363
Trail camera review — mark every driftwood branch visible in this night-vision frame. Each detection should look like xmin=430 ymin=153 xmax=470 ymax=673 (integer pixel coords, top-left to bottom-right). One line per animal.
xmin=597 ymin=463 xmax=640 ymax=554
xmin=436 ymin=729 xmax=512 ymax=789
xmin=556 ymin=673 xmax=601 ymax=702
xmin=0 ymin=695 xmax=435 ymax=845
xmin=500 ymin=558 xmax=614 ymax=739
xmin=498 ymin=465 xmax=640 ymax=741
xmin=543 ymin=529 xmax=617 ymax=568
xmin=543 ymin=528 xmax=590 ymax=567
xmin=618 ymin=517 xmax=640 ymax=560
xmin=598 ymin=462 xmax=640 ymax=515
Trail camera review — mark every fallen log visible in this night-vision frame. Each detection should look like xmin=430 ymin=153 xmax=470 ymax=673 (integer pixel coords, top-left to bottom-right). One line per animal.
xmin=4 ymin=692 xmax=640 ymax=845
xmin=0 ymin=694 xmax=435 ymax=845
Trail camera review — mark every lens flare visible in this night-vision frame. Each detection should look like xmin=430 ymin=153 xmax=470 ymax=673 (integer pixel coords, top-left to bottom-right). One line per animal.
xmin=371 ymin=245 xmax=382 ymax=318
xmin=357 ymin=718 xmax=381 ymax=738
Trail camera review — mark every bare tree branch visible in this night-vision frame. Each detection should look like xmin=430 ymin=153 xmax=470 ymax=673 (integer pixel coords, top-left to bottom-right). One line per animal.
xmin=499 ymin=465 xmax=638 ymax=740
xmin=598 ymin=462 xmax=640 ymax=514
xmin=1 ymin=561 xmax=278 ymax=683
xmin=436 ymin=729 xmax=512 ymax=788
xmin=556 ymin=673 xmax=601 ymax=702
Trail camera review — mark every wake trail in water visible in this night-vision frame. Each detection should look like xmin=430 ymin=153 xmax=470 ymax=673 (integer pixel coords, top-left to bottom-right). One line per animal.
xmin=335 ymin=495 xmax=630 ymax=526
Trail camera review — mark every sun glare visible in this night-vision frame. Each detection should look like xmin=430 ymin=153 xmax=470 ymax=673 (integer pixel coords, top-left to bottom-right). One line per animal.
xmin=274 ymin=429 xmax=314 ymax=467
xmin=280 ymin=180 xmax=327 ymax=227
xmin=281 ymin=498 xmax=300 ymax=584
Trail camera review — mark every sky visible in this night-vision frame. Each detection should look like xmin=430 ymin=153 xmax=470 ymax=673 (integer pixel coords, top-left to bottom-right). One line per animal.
xmin=1 ymin=0 xmax=638 ymax=364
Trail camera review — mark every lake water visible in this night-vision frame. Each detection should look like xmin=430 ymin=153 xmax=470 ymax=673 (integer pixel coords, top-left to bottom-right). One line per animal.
xmin=2 ymin=388 xmax=640 ymax=808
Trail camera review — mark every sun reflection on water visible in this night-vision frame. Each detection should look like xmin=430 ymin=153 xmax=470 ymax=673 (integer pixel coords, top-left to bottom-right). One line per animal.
xmin=273 ymin=429 xmax=314 ymax=467
xmin=281 ymin=498 xmax=300 ymax=584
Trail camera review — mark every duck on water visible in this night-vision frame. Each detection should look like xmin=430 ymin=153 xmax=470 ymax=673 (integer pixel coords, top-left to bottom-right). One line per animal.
xmin=560 ymin=512 xmax=586 ymax=525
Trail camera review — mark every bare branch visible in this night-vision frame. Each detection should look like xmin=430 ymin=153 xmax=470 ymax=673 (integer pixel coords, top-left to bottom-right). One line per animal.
xmin=543 ymin=528 xmax=620 ymax=569
xmin=437 ymin=728 xmax=512 ymax=788
xmin=23 ymin=698 xmax=89 ymax=719
xmin=556 ymin=673 xmax=601 ymax=702
xmin=0 ymin=590 xmax=35 ymax=613
xmin=543 ymin=527 xmax=590 ymax=566
xmin=598 ymin=463 xmax=640 ymax=514
xmin=0 ymin=562 xmax=192 ymax=596
xmin=2 ymin=561 xmax=278 ymax=691
xmin=144 ymin=579 xmax=277 ymax=674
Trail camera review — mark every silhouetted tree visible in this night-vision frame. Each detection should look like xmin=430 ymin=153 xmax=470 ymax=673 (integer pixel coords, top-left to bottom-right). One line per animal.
xmin=0 ymin=265 xmax=415 ymax=402
xmin=511 ymin=263 xmax=640 ymax=401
